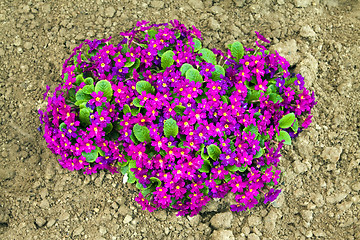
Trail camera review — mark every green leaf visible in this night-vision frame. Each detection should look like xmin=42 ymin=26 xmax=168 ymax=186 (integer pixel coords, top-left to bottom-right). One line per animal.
xmin=243 ymin=124 xmax=259 ymax=137
xmin=278 ymin=113 xmax=295 ymax=129
xmin=84 ymin=77 xmax=94 ymax=85
xmin=68 ymin=88 xmax=76 ymax=102
xmin=276 ymin=130 xmax=292 ymax=145
xmin=150 ymin=177 xmax=162 ymax=187
xmin=291 ymin=119 xmax=299 ymax=133
xmin=148 ymin=29 xmax=157 ymax=39
xmin=193 ymin=38 xmax=202 ymax=52
xmin=75 ymin=74 xmax=85 ymax=86
xmin=221 ymin=95 xmax=229 ymax=104
xmin=79 ymin=108 xmax=91 ymax=125
xmin=179 ymin=63 xmax=194 ymax=76
xmin=75 ymin=90 xmax=91 ymax=101
xmin=104 ymin=123 xmax=113 ymax=134
xmin=254 ymin=148 xmax=265 ymax=158
xmin=174 ymin=105 xmax=186 ymax=116
xmin=82 ymin=85 xmax=95 ymax=94
xmin=59 ymin=122 xmax=67 ymax=131
xmin=210 ymin=65 xmax=225 ymax=81
xmin=120 ymin=165 xmax=129 ymax=175
xmin=230 ymin=41 xmax=244 ymax=62
xmin=214 ymin=178 xmax=222 ymax=185
xmin=245 ymin=89 xmax=260 ymax=102
xmin=207 ymin=144 xmax=221 ymax=160
xmin=198 ymin=48 xmax=217 ymax=65
xmin=132 ymin=97 xmax=144 ymax=107
xmin=186 ymin=68 xmax=203 ymax=83
xmin=136 ymin=80 xmax=154 ymax=95
xmin=199 ymin=159 xmax=211 ymax=173
xmin=269 ymin=93 xmax=283 ymax=104
xmin=123 ymin=104 xmax=131 ymax=115
xmin=131 ymin=107 xmax=141 ymax=116
xmin=124 ymin=57 xmax=135 ymax=67
xmin=127 ymin=170 xmax=136 ymax=183
xmin=226 ymin=164 xmax=247 ymax=172
xmin=95 ymin=80 xmax=113 ymax=100
xmin=163 ymin=118 xmax=179 ymax=138
xmin=161 ymin=50 xmax=175 ymax=69
xmin=82 ymin=149 xmax=98 ymax=163
xmin=224 ymin=174 xmax=231 ymax=183
xmin=133 ymin=123 xmax=151 ymax=143
xmin=121 ymin=44 xmax=129 ymax=54
xmin=130 ymin=131 xmax=139 ymax=145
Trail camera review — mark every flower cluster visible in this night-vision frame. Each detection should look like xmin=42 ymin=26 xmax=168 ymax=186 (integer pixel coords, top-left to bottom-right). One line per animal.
xmin=39 ymin=20 xmax=316 ymax=216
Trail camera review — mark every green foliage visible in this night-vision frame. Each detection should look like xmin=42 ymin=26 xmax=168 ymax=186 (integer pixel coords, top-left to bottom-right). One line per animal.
xmin=95 ymin=80 xmax=113 ymax=100
xmin=186 ymin=68 xmax=203 ymax=83
xmin=254 ymin=148 xmax=265 ymax=158
xmin=82 ymin=149 xmax=98 ymax=163
xmin=161 ymin=50 xmax=175 ymax=69
xmin=198 ymin=48 xmax=217 ymax=65
xmin=276 ymin=130 xmax=292 ymax=145
xmin=82 ymin=85 xmax=95 ymax=94
xmin=75 ymin=90 xmax=91 ymax=101
xmin=123 ymin=104 xmax=131 ymax=115
xmin=174 ymin=105 xmax=186 ymax=116
xmin=244 ymin=124 xmax=259 ymax=137
xmin=279 ymin=113 xmax=296 ymax=129
xmin=163 ymin=118 xmax=179 ymax=138
xmin=133 ymin=124 xmax=151 ymax=143
xmin=180 ymin=63 xmax=194 ymax=76
xmin=291 ymin=119 xmax=299 ymax=133
xmin=84 ymin=77 xmax=94 ymax=85
xmin=150 ymin=177 xmax=162 ymax=187
xmin=211 ymin=65 xmax=225 ymax=81
xmin=79 ymin=108 xmax=91 ymax=125
xmin=230 ymin=41 xmax=244 ymax=62
xmin=132 ymin=97 xmax=144 ymax=107
xmin=136 ymin=81 xmax=154 ymax=95
xmin=199 ymin=159 xmax=211 ymax=173
xmin=193 ymin=38 xmax=202 ymax=52
xmin=207 ymin=144 xmax=221 ymax=160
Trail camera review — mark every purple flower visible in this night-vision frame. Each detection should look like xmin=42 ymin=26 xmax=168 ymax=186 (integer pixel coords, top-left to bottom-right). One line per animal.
xmin=89 ymin=91 xmax=107 ymax=107
xmin=255 ymin=31 xmax=271 ymax=43
xmin=264 ymin=188 xmax=282 ymax=204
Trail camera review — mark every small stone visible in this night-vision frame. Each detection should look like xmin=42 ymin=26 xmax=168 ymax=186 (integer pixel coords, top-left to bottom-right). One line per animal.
xmin=0 ymin=169 xmax=15 ymax=181
xmin=210 ymin=6 xmax=224 ymax=14
xmin=248 ymin=233 xmax=260 ymax=240
xmin=248 ymin=215 xmax=262 ymax=227
xmin=321 ymin=147 xmax=342 ymax=163
xmin=300 ymin=25 xmax=317 ymax=38
xmin=264 ymin=210 xmax=277 ymax=232
xmin=40 ymin=199 xmax=50 ymax=209
xmin=46 ymin=218 xmax=56 ymax=228
xmin=300 ymin=210 xmax=313 ymax=222
xmin=24 ymin=42 xmax=32 ymax=50
xmin=117 ymin=205 xmax=130 ymax=216
xmin=187 ymin=215 xmax=200 ymax=227
xmin=294 ymin=0 xmax=311 ymax=7
xmin=210 ymin=229 xmax=235 ymax=240
xmin=151 ymin=1 xmax=164 ymax=8
xmin=123 ymin=214 xmax=132 ymax=224
xmin=271 ymin=39 xmax=299 ymax=66
xmin=154 ymin=210 xmax=167 ymax=221
xmin=105 ymin=7 xmax=116 ymax=18
xmin=14 ymin=36 xmax=22 ymax=46
xmin=73 ymin=226 xmax=84 ymax=236
xmin=35 ymin=217 xmax=46 ymax=228
xmin=352 ymin=182 xmax=360 ymax=191
xmin=99 ymin=226 xmax=107 ymax=235
xmin=233 ymin=0 xmax=245 ymax=7
xmin=188 ymin=0 xmax=204 ymax=10
xmin=164 ymin=227 xmax=170 ymax=235
xmin=210 ymin=212 xmax=233 ymax=229
xmin=59 ymin=211 xmax=70 ymax=221
xmin=208 ymin=17 xmax=220 ymax=31
xmin=277 ymin=0 xmax=285 ymax=4
xmin=312 ymin=193 xmax=325 ymax=207
xmin=293 ymin=160 xmax=308 ymax=174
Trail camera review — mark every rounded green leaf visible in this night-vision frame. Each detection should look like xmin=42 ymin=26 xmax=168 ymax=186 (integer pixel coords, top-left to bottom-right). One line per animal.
xmin=207 ymin=144 xmax=221 ymax=160
xmin=186 ymin=68 xmax=203 ymax=83
xmin=161 ymin=50 xmax=175 ymax=69
xmin=193 ymin=38 xmax=202 ymax=52
xmin=79 ymin=107 xmax=91 ymax=125
xmin=211 ymin=65 xmax=225 ymax=80
xmin=254 ymin=148 xmax=265 ymax=158
xmin=123 ymin=104 xmax=131 ymax=115
xmin=75 ymin=90 xmax=92 ymax=101
xmin=84 ymin=77 xmax=94 ymax=85
xmin=291 ymin=119 xmax=299 ymax=133
xmin=82 ymin=85 xmax=95 ymax=94
xmin=132 ymin=97 xmax=144 ymax=107
xmin=75 ymin=74 xmax=85 ymax=86
xmin=95 ymin=80 xmax=113 ymax=100
xmin=104 ymin=123 xmax=113 ymax=134
xmin=133 ymin=123 xmax=151 ymax=143
xmin=164 ymin=118 xmax=179 ymax=138
xmin=136 ymin=81 xmax=154 ymax=95
xmin=174 ymin=105 xmax=186 ymax=115
xmin=278 ymin=113 xmax=295 ymax=129
xmin=180 ymin=63 xmax=194 ymax=76
xmin=276 ymin=130 xmax=292 ymax=145
xmin=82 ymin=149 xmax=98 ymax=163
xmin=231 ymin=41 xmax=244 ymax=62
xmin=150 ymin=177 xmax=162 ymax=187
xmin=198 ymin=48 xmax=217 ymax=65
xmin=199 ymin=159 xmax=211 ymax=173
xmin=59 ymin=122 xmax=67 ymax=131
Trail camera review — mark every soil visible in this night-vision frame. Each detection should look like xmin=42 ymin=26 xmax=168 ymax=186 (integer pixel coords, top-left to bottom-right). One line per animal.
xmin=0 ymin=0 xmax=359 ymax=239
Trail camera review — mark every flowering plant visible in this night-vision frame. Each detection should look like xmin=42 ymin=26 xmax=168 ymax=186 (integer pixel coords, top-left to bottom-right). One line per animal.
xmin=38 ymin=20 xmax=316 ymax=216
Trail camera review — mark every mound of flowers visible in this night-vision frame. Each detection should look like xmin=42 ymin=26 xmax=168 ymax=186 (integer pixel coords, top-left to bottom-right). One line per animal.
xmin=38 ymin=20 xmax=316 ymax=216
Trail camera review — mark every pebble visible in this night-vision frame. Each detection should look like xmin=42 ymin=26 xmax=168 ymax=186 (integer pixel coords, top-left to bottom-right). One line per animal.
xmin=40 ymin=199 xmax=50 ymax=209
xmin=151 ymin=1 xmax=164 ymax=8
xmin=294 ymin=0 xmax=311 ymax=7
xmin=210 ymin=212 xmax=233 ymax=229
xmin=210 ymin=229 xmax=235 ymax=240
xmin=99 ymin=226 xmax=107 ymax=235
xmin=104 ymin=7 xmax=116 ymax=18
xmin=312 ymin=193 xmax=325 ymax=207
xmin=46 ymin=218 xmax=56 ymax=228
xmin=248 ymin=215 xmax=262 ymax=227
xmin=293 ymin=160 xmax=308 ymax=174
xmin=187 ymin=215 xmax=201 ymax=227
xmin=248 ymin=233 xmax=260 ymax=240
xmin=59 ymin=211 xmax=70 ymax=221
xmin=14 ymin=36 xmax=22 ymax=46
xmin=298 ymin=53 xmax=318 ymax=88
xmin=188 ymin=0 xmax=204 ymax=10
xmin=123 ymin=214 xmax=133 ymax=224
xmin=24 ymin=42 xmax=32 ymax=50
xmin=321 ymin=147 xmax=342 ymax=163
xmin=208 ymin=17 xmax=221 ymax=31
xmin=300 ymin=25 xmax=317 ymax=38
xmin=0 ymin=169 xmax=16 ymax=181
xmin=73 ymin=226 xmax=84 ymax=236
xmin=35 ymin=217 xmax=46 ymax=228
xmin=271 ymin=39 xmax=299 ymax=66
xmin=154 ymin=210 xmax=167 ymax=221
xmin=210 ymin=6 xmax=224 ymax=15
xmin=264 ymin=209 xmax=277 ymax=232
xmin=301 ymin=210 xmax=313 ymax=222
xmin=352 ymin=182 xmax=360 ymax=191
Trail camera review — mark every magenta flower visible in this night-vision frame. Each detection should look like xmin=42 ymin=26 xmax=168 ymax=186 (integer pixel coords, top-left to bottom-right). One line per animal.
xmin=89 ymin=91 xmax=107 ymax=107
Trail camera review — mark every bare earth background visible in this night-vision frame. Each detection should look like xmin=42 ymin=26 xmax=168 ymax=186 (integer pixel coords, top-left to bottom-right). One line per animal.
xmin=0 ymin=0 xmax=359 ymax=239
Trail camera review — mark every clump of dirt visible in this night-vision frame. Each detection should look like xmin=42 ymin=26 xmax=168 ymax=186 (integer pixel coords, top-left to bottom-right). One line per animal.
xmin=0 ymin=0 xmax=359 ymax=239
